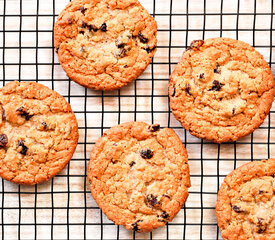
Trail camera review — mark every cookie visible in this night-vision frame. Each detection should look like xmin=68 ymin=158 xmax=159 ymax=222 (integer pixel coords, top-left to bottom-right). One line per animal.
xmin=88 ymin=122 xmax=190 ymax=232
xmin=0 ymin=81 xmax=79 ymax=185
xmin=216 ymin=159 xmax=275 ymax=240
xmin=169 ymin=38 xmax=274 ymax=143
xmin=54 ymin=0 xmax=157 ymax=91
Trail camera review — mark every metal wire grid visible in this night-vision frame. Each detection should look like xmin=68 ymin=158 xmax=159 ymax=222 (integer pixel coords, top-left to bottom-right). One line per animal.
xmin=0 ymin=0 xmax=274 ymax=239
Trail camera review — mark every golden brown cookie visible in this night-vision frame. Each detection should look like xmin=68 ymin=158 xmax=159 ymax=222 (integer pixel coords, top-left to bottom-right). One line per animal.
xmin=216 ymin=159 xmax=275 ymax=240
xmin=0 ymin=81 xmax=79 ymax=185
xmin=169 ymin=38 xmax=274 ymax=143
xmin=54 ymin=0 xmax=157 ymax=91
xmin=88 ymin=122 xmax=190 ymax=232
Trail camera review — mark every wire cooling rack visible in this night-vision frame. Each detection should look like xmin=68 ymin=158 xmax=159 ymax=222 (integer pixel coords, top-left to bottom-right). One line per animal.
xmin=0 ymin=0 xmax=274 ymax=239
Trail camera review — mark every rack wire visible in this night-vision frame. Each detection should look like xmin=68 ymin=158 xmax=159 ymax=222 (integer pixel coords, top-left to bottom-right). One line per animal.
xmin=0 ymin=0 xmax=274 ymax=239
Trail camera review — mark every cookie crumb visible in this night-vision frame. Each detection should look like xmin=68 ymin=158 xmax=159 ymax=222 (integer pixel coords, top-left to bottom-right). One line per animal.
xmin=190 ymin=40 xmax=204 ymax=49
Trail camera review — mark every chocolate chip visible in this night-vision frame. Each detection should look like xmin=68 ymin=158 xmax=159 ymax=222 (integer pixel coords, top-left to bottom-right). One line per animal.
xmin=258 ymin=190 xmax=265 ymax=194
xmin=68 ymin=18 xmax=73 ymax=24
xmin=113 ymin=143 xmax=117 ymax=146
xmin=80 ymin=46 xmax=86 ymax=52
xmin=190 ymin=40 xmax=204 ymax=49
xmin=163 ymin=194 xmax=171 ymax=199
xmin=129 ymin=161 xmax=136 ymax=167
xmin=17 ymin=140 xmax=28 ymax=155
xmin=116 ymin=41 xmax=125 ymax=49
xmin=209 ymin=80 xmax=224 ymax=91
xmin=257 ymin=218 xmax=266 ymax=233
xmin=146 ymin=194 xmax=159 ymax=206
xmin=111 ymin=159 xmax=118 ymax=164
xmin=138 ymin=33 xmax=149 ymax=43
xmin=80 ymin=6 xmax=87 ymax=15
xmin=100 ymin=23 xmax=107 ymax=32
xmin=232 ymin=108 xmax=235 ymax=115
xmin=0 ymin=134 xmax=8 ymax=148
xmin=117 ymin=48 xmax=127 ymax=57
xmin=131 ymin=220 xmax=143 ymax=232
xmin=79 ymin=30 xmax=85 ymax=35
xmin=16 ymin=106 xmax=33 ymax=120
xmin=148 ymin=124 xmax=160 ymax=132
xmin=185 ymin=46 xmax=192 ymax=52
xmin=214 ymin=63 xmax=221 ymax=74
xmin=56 ymin=47 xmax=59 ymax=53
xmin=158 ymin=211 xmax=169 ymax=222
xmin=145 ymin=46 xmax=156 ymax=53
xmin=140 ymin=149 xmax=153 ymax=159
xmin=88 ymin=24 xmax=98 ymax=32
xmin=172 ymin=86 xmax=176 ymax=97
xmin=199 ymin=73 xmax=205 ymax=79
xmin=2 ymin=107 xmax=6 ymax=121
xmin=185 ymin=83 xmax=191 ymax=95
xmin=81 ymin=21 xmax=88 ymax=28
xmin=41 ymin=122 xmax=48 ymax=129
xmin=232 ymin=205 xmax=242 ymax=213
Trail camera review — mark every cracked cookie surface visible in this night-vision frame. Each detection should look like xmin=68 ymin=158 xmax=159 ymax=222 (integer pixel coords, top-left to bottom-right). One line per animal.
xmin=88 ymin=122 xmax=190 ymax=232
xmin=0 ymin=81 xmax=79 ymax=185
xmin=216 ymin=159 xmax=275 ymax=240
xmin=169 ymin=38 xmax=274 ymax=143
xmin=54 ymin=0 xmax=157 ymax=90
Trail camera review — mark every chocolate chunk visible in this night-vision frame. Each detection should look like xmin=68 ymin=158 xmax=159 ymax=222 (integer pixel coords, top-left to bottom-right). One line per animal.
xmin=56 ymin=47 xmax=59 ymax=53
xmin=80 ymin=6 xmax=87 ymax=15
xmin=163 ymin=194 xmax=171 ymax=199
xmin=17 ymin=140 xmax=28 ymax=155
xmin=214 ymin=63 xmax=221 ymax=74
xmin=129 ymin=161 xmax=136 ymax=167
xmin=199 ymin=73 xmax=205 ymax=79
xmin=68 ymin=18 xmax=73 ymax=24
xmin=257 ymin=218 xmax=266 ymax=233
xmin=148 ymin=124 xmax=160 ymax=132
xmin=185 ymin=83 xmax=191 ymax=95
xmin=100 ymin=23 xmax=107 ymax=32
xmin=232 ymin=205 xmax=242 ymax=213
xmin=0 ymin=134 xmax=8 ymax=148
xmin=88 ymin=24 xmax=98 ymax=32
xmin=79 ymin=30 xmax=85 ymax=35
xmin=41 ymin=122 xmax=48 ymax=129
xmin=232 ymin=108 xmax=235 ymax=115
xmin=80 ymin=46 xmax=86 ymax=52
xmin=147 ymin=194 xmax=159 ymax=206
xmin=140 ymin=149 xmax=153 ymax=159
xmin=116 ymin=41 xmax=125 ymax=49
xmin=145 ymin=46 xmax=156 ymax=53
xmin=16 ymin=106 xmax=33 ymax=120
xmin=210 ymin=80 xmax=224 ymax=91
xmin=138 ymin=33 xmax=148 ymax=43
xmin=81 ymin=21 xmax=88 ymax=28
xmin=190 ymin=40 xmax=204 ymax=49
xmin=131 ymin=220 xmax=143 ymax=232
xmin=158 ymin=211 xmax=169 ymax=222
